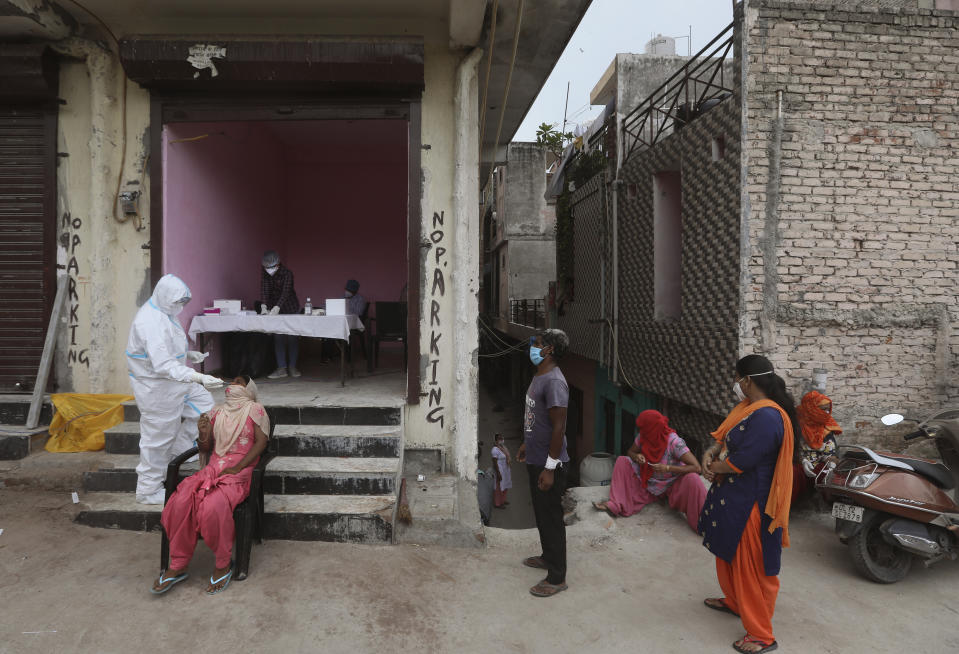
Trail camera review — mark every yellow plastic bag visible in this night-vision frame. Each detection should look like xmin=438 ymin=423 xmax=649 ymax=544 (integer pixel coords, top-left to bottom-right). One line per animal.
xmin=45 ymin=393 xmax=134 ymax=452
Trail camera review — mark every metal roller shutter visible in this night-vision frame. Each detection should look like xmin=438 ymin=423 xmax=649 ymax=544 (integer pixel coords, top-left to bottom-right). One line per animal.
xmin=0 ymin=107 xmax=56 ymax=392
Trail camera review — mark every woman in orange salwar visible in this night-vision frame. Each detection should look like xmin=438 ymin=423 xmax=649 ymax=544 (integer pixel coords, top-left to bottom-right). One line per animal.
xmin=151 ymin=376 xmax=269 ymax=595
xmin=698 ymin=355 xmax=802 ymax=654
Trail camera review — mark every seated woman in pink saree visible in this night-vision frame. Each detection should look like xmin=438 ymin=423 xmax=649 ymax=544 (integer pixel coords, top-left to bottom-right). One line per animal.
xmin=151 ymin=376 xmax=269 ymax=595
xmin=593 ymin=409 xmax=706 ymax=532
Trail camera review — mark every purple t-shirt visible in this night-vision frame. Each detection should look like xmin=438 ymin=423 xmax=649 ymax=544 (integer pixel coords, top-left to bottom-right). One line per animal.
xmin=523 ymin=367 xmax=570 ymax=466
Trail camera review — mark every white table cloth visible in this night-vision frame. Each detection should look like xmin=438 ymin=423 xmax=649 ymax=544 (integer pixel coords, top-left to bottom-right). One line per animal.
xmin=188 ymin=314 xmax=364 ymax=342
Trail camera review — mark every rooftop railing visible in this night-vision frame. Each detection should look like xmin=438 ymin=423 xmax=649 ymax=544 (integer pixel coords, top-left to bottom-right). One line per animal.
xmin=620 ymin=22 xmax=735 ymax=163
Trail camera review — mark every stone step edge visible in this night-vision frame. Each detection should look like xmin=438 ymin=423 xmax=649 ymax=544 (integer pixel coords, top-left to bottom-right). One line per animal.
xmin=76 ymin=492 xmax=396 ymax=515
xmin=90 ymin=455 xmax=401 ymax=475
xmin=105 ymin=423 xmax=402 ymax=437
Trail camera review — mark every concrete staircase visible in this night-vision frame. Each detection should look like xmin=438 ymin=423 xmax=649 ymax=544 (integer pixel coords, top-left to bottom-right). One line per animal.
xmin=0 ymin=397 xmax=53 ymax=460
xmin=75 ymin=403 xmax=402 ymax=543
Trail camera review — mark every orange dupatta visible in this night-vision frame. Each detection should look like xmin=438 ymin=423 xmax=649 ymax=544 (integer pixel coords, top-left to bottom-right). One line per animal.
xmin=711 ymin=399 xmax=794 ymax=547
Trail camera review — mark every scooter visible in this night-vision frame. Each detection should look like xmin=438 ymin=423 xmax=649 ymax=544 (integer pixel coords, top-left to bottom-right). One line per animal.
xmin=815 ymin=408 xmax=959 ymax=583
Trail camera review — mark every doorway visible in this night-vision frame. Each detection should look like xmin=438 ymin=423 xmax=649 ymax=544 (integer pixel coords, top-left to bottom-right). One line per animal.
xmin=152 ymin=100 xmax=420 ymax=400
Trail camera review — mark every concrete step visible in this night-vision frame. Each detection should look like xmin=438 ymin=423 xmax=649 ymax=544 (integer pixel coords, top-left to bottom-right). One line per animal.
xmin=264 ymin=456 xmax=398 ymax=495
xmin=81 ymin=455 xmax=200 ymax=492
xmin=0 ymin=429 xmax=47 ymax=460
xmin=81 ymin=454 xmax=398 ymax=495
xmin=119 ymin=404 xmax=400 ymax=427
xmin=105 ymin=423 xmax=401 ymax=457
xmin=0 ymin=397 xmax=53 ymax=426
xmin=262 ymin=494 xmax=394 ymax=542
xmin=74 ymin=492 xmax=395 ymax=543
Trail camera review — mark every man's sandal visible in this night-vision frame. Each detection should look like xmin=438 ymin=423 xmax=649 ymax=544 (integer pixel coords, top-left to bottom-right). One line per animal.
xmin=149 ymin=571 xmax=188 ymax=595
xmin=733 ymin=636 xmax=778 ymax=654
xmin=522 ymin=556 xmax=548 ymax=569
xmin=704 ymin=597 xmax=739 ymax=616
xmin=529 ymin=580 xmax=568 ymax=597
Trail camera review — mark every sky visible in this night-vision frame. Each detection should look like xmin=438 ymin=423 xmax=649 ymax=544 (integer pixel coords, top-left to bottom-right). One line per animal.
xmin=513 ymin=0 xmax=735 ymax=142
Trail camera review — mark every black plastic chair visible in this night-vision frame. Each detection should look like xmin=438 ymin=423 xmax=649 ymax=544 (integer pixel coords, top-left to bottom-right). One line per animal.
xmin=370 ymin=301 xmax=407 ymax=371
xmin=159 ymin=411 xmax=277 ymax=582
xmin=347 ymin=301 xmax=370 ymax=374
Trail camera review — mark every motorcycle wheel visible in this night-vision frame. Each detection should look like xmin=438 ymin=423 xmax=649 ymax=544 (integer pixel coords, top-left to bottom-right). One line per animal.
xmin=848 ymin=512 xmax=912 ymax=583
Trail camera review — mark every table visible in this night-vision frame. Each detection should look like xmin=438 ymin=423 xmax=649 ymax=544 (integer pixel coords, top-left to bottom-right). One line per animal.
xmin=188 ymin=314 xmax=365 ymax=386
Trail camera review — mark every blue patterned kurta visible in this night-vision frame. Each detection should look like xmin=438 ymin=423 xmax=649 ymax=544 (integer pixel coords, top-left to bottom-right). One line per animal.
xmin=699 ymin=407 xmax=785 ymax=576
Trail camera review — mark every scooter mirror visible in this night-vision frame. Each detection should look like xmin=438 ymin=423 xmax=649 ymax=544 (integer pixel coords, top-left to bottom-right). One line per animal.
xmin=881 ymin=413 xmax=904 ymax=426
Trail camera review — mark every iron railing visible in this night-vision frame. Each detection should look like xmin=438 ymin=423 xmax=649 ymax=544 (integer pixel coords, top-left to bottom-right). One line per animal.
xmin=510 ymin=299 xmax=546 ymax=330
xmin=620 ymin=22 xmax=735 ymax=163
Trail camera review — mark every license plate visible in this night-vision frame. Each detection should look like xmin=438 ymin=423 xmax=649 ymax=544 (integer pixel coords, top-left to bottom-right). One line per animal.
xmin=832 ymin=502 xmax=864 ymax=523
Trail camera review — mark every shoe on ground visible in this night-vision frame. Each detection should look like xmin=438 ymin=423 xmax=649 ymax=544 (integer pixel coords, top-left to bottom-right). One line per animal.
xmin=267 ymin=368 xmax=289 ymax=379
xmin=136 ymin=489 xmax=166 ymax=505
xmin=289 ymin=367 xmax=302 ymax=378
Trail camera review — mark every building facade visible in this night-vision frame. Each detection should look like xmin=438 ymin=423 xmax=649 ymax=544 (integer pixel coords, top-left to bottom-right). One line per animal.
xmin=558 ymin=0 xmax=958 ymax=459
xmin=0 ymin=0 xmax=592 ymax=492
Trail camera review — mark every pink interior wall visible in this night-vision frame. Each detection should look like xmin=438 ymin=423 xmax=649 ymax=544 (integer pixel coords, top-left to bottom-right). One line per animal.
xmin=283 ymin=160 xmax=408 ymax=308
xmin=163 ymin=122 xmax=283 ymax=368
xmin=162 ymin=119 xmax=408 ymax=369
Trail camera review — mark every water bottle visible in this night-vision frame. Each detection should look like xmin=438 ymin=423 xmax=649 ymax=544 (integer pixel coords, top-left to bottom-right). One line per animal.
xmin=304 ymin=297 xmax=312 ymax=315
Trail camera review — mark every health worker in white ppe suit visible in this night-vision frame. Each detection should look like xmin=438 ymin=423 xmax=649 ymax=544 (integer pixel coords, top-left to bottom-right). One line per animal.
xmin=126 ymin=274 xmax=223 ymax=504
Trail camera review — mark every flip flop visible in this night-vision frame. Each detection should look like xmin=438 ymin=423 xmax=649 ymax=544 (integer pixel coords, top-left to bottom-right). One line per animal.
xmin=529 ymin=580 xmax=568 ymax=597
xmin=149 ymin=572 xmax=188 ymax=595
xmin=522 ymin=556 xmax=548 ymax=569
xmin=732 ymin=636 xmax=778 ymax=654
xmin=206 ymin=567 xmax=233 ymax=595
xmin=704 ymin=597 xmax=739 ymax=616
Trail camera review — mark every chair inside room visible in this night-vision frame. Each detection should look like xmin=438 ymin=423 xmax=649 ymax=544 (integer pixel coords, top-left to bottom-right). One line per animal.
xmin=348 ymin=301 xmax=371 ymax=374
xmin=159 ymin=410 xmax=278 ymax=581
xmin=370 ymin=301 xmax=407 ymax=371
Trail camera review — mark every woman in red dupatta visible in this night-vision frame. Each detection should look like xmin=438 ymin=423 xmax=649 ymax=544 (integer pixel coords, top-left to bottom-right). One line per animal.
xmin=792 ymin=391 xmax=842 ymax=503
xmin=152 ymin=376 xmax=269 ymax=595
xmin=593 ymin=410 xmax=706 ymax=532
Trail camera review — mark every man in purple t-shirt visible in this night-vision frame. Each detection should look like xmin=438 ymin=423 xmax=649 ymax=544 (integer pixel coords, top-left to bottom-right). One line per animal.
xmin=517 ymin=328 xmax=570 ymax=597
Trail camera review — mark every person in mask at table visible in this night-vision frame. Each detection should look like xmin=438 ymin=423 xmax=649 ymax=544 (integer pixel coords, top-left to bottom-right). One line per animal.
xmin=126 ymin=274 xmax=223 ymax=505
xmin=260 ymin=250 xmax=301 ymax=379
xmin=344 ymin=279 xmax=367 ymax=317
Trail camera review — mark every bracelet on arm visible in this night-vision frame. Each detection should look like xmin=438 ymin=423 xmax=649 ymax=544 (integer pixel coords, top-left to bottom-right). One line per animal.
xmin=545 ymin=456 xmax=561 ymax=470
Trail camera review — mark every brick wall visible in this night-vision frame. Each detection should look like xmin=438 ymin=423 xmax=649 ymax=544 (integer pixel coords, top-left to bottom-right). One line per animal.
xmin=741 ymin=0 xmax=959 ymax=449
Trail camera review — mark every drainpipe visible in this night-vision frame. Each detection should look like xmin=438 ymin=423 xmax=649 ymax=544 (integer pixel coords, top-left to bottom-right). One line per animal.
xmin=611 ymin=111 xmax=624 ymax=383
xmin=452 ymin=47 xmax=484 ymax=482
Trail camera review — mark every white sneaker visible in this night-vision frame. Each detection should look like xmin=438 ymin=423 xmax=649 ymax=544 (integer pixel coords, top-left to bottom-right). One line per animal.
xmin=267 ymin=368 xmax=288 ymax=379
xmin=289 ymin=367 xmax=301 ymax=378
xmin=136 ymin=489 xmax=166 ymax=505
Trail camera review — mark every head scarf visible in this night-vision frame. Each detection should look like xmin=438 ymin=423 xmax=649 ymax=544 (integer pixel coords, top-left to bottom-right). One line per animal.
xmin=711 ymin=399 xmax=795 ymax=547
xmin=797 ymin=390 xmax=841 ymax=450
xmin=636 ymin=410 xmax=672 ymax=488
xmin=211 ymin=379 xmax=270 ymax=457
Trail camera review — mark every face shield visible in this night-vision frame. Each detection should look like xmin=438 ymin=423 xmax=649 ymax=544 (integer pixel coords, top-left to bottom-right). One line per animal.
xmin=172 ymin=294 xmax=191 ymax=316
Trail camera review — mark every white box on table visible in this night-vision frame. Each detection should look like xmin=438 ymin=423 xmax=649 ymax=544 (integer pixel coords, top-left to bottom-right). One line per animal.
xmin=213 ymin=299 xmax=241 ymax=315
xmin=325 ymin=298 xmax=346 ymax=315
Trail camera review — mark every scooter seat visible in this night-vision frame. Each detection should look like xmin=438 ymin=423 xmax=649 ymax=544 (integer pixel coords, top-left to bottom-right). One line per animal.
xmin=884 ymin=454 xmax=954 ymax=490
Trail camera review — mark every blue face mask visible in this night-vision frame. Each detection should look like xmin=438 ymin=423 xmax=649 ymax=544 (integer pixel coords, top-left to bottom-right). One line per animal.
xmin=529 ymin=345 xmax=544 ymax=366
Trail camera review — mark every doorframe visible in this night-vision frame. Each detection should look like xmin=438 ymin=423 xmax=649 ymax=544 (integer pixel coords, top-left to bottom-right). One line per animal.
xmin=148 ymin=94 xmax=422 ymax=403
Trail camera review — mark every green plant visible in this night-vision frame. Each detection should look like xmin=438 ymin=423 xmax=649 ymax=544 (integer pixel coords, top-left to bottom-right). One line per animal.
xmin=536 ymin=122 xmax=573 ymax=158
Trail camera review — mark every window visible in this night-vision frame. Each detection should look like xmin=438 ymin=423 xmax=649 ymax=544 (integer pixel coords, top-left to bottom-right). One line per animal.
xmin=711 ymin=136 xmax=725 ymax=161
xmin=653 ymin=171 xmax=682 ymax=320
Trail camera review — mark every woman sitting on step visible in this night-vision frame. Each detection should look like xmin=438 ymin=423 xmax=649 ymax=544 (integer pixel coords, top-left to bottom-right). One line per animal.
xmin=593 ymin=409 xmax=706 ymax=532
xmin=151 ymin=376 xmax=269 ymax=595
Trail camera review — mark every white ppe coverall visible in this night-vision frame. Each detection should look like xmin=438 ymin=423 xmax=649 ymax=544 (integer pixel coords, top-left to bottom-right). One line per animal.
xmin=126 ymin=274 xmax=214 ymax=499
